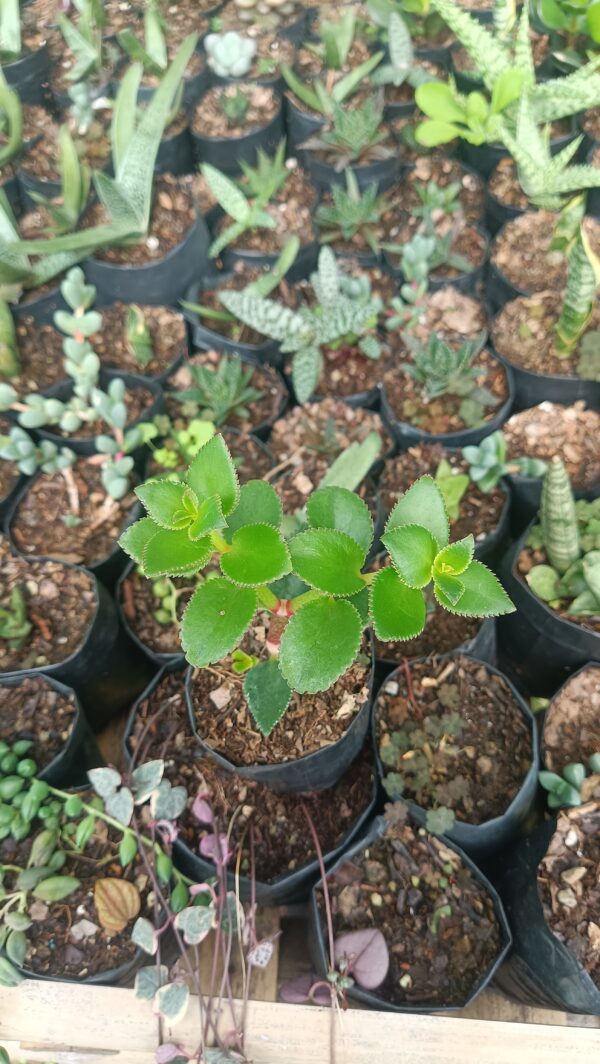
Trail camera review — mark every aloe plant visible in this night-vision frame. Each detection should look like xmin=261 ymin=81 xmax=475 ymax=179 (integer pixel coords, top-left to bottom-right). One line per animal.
xmin=281 ymin=51 xmax=384 ymax=118
xmin=120 ymin=433 xmax=514 ymax=735
xmin=200 ymin=163 xmax=277 ymax=258
xmin=315 ymin=171 xmax=389 ymax=255
xmin=301 ymin=96 xmax=393 ymax=170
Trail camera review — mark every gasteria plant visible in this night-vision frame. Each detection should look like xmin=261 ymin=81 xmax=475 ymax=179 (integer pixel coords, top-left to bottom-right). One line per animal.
xmin=525 ymin=459 xmax=600 ymax=616
xmin=218 ymin=246 xmax=383 ymax=402
xmin=57 ymin=0 xmax=116 ymax=83
xmin=200 ymin=163 xmax=277 ymax=258
xmin=281 ymin=52 xmax=384 ymax=119
xmin=370 ymin=11 xmax=440 ymax=93
xmin=30 ymin=125 xmax=91 ymax=237
xmin=118 ymin=0 xmax=171 ymax=78
xmin=0 ymin=74 xmax=21 ymax=169
xmin=367 ymin=0 xmax=448 ymax=45
xmin=120 ymin=433 xmax=514 ymax=735
xmin=554 ymin=225 xmax=600 ymax=369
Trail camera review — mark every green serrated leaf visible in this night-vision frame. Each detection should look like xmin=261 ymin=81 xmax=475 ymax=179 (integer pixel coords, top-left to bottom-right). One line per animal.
xmin=289 ymin=528 xmax=366 ymax=596
xmin=434 ymin=560 xmax=515 ymax=617
xmin=142 ymin=528 xmax=213 ymax=578
xmin=119 ymin=517 xmax=162 ymax=565
xmin=434 ymin=535 xmax=475 ymax=577
xmin=220 ymin=525 xmax=291 ymax=587
xmin=279 ymin=597 xmax=362 ymax=694
xmin=369 ymin=566 xmax=427 ymax=641
xmin=306 ymin=487 xmax=374 ymax=555
xmin=181 ymin=579 xmax=256 ymax=666
xmin=382 ymin=523 xmax=439 ymax=589
xmin=188 ymin=494 xmax=226 ymax=540
xmin=186 ymin=434 xmax=239 ymax=516
xmin=135 ymin=479 xmax=188 ymax=529
xmin=434 ymin=570 xmax=465 ymax=605
xmin=243 ymin=659 xmax=292 ymax=736
xmin=226 ymin=480 xmax=282 ymax=540
xmin=386 ymin=475 xmax=449 ymax=549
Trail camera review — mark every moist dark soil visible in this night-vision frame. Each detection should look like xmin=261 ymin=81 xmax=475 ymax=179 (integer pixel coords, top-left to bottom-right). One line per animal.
xmin=384 ymin=60 xmax=443 ymax=104
xmin=542 ymin=666 xmax=600 ymax=772
xmin=13 ymin=4 xmax=49 ymax=51
xmin=192 ymin=85 xmax=279 ymax=138
xmin=0 ymin=674 xmax=77 ymax=770
xmin=537 ymin=804 xmax=600 ymax=990
xmin=147 ymin=427 xmax=273 ymax=482
xmin=488 ymin=159 xmax=529 ymax=210
xmin=120 ymin=568 xmax=195 ymax=657
xmin=0 ymin=821 xmax=149 ymax=978
xmin=47 ymin=28 xmax=115 ymax=96
xmin=583 ymin=109 xmax=600 ymax=142
xmin=383 ymin=348 xmax=507 ymax=434
xmin=9 ymin=316 xmax=64 ymax=394
xmin=319 ymin=811 xmax=503 ymax=1006
xmin=503 ymin=402 xmax=600 ymax=490
xmin=10 ymin=461 xmax=137 ymax=567
xmin=316 ymin=341 xmax=389 ymax=399
xmin=492 ymin=295 xmax=600 ymax=379
xmin=294 ymin=38 xmax=373 ymax=82
xmin=385 ymin=287 xmax=487 ymax=347
xmin=218 ymin=165 xmax=316 ymax=251
xmin=379 ymin=444 xmax=506 ymax=543
xmin=189 ymin=614 xmax=371 ymax=766
xmin=83 ymin=175 xmax=197 ymax=264
xmin=374 ymin=597 xmax=482 ymax=663
xmin=16 ymin=106 xmax=59 ymax=180
xmin=0 ymin=418 xmax=20 ymax=502
xmin=51 ymin=380 xmax=155 ymax=441
xmin=90 ymin=304 xmax=187 ymax=378
xmin=517 ymin=542 xmax=600 ymax=633
xmin=492 ymin=213 xmax=600 ymax=293
xmin=128 ymin=669 xmax=375 ymax=882
xmin=165 ymin=350 xmax=286 ymax=434
xmin=0 ymin=537 xmax=96 ymax=671
xmin=401 ymin=156 xmax=484 ymax=224
xmin=386 ymin=223 xmax=487 ymax=280
xmin=376 ymin=656 xmax=532 ymax=823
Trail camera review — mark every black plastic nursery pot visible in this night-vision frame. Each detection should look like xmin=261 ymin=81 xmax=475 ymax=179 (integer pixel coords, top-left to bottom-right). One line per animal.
xmin=490 ymin=328 xmax=600 ymax=413
xmin=492 ymin=816 xmax=600 ymax=1014
xmin=3 ymin=44 xmax=51 ymax=105
xmin=116 ymin=560 xmax=185 ymax=670
xmin=0 ymin=671 xmax=101 ymax=788
xmin=122 ymin=662 xmax=377 ymax=906
xmin=303 ymin=153 xmax=400 ymax=192
xmin=51 ymin=74 xmax=115 ymax=117
xmin=499 ymin=521 xmax=600 ymax=693
xmin=379 ymin=357 xmax=515 ymax=450
xmin=36 ymin=372 xmax=164 ymax=457
xmin=190 ymin=96 xmax=285 ymax=174
xmin=184 ymin=635 xmax=376 ymax=796
xmin=372 ymin=653 xmax=540 ymax=861
xmin=539 ymin=660 xmax=600 ymax=765
xmin=220 ymin=239 xmax=319 ymax=283
xmin=484 ymin=181 xmax=529 ymax=238
xmin=83 ymin=213 xmax=211 ymax=305
xmin=308 ymin=814 xmax=513 ymax=1013
xmin=12 ymin=284 xmax=68 ymax=324
xmin=486 ymin=252 xmax=529 ymax=316
xmin=586 ymin=146 xmax=600 ymax=218
xmin=2 ymin=172 xmax=21 ymax=216
xmin=14 ymin=944 xmax=147 ymax=988
xmin=284 ymin=95 xmax=324 ymax=151
xmin=414 ymin=42 xmax=453 ymax=67
xmin=182 ymin=275 xmax=281 ymax=365
xmin=375 ymin=615 xmax=497 ymax=678
xmin=136 ymin=84 xmax=196 ymax=175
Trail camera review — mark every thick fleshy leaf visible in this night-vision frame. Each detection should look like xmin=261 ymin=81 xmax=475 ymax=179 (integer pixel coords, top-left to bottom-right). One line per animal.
xmin=155 ymin=981 xmax=190 ymax=1025
xmin=525 ymin=564 xmax=560 ymax=602
xmin=386 ymin=475 xmax=449 ymax=548
xmin=181 ymin=579 xmax=257 ymax=665
xmin=142 ymin=527 xmax=213 ymax=577
xmin=119 ymin=517 xmax=161 ymax=565
xmin=289 ymin=529 xmax=366 ymax=596
xmin=226 ymin=480 xmax=282 ymax=539
xmin=135 ymin=479 xmax=187 ymax=528
xmin=135 ymin=964 xmax=169 ymax=1000
xmin=94 ymin=878 xmax=140 ymax=932
xmin=279 ymin=597 xmax=362 ymax=693
xmin=88 ymin=766 xmax=121 ymax=798
xmin=32 ymin=875 xmax=80 ymax=902
xmin=434 ymin=535 xmax=475 ymax=577
xmin=243 ymin=659 xmax=292 ymax=736
xmin=132 ymin=916 xmax=158 ymax=955
xmin=106 ymin=787 xmax=134 ymax=827
xmin=220 ymin=524 xmax=291 ymax=586
xmin=150 ymin=779 xmax=187 ymax=820
xmin=382 ymin=524 xmax=438 ymax=589
xmin=433 ymin=570 xmax=465 ymax=606
xmin=334 ymin=929 xmax=389 ymax=990
xmin=186 ymin=434 xmax=239 ymax=515
xmin=175 ymin=904 xmax=216 ymax=945
xmin=434 ymin=560 xmax=515 ymax=616
xmin=369 ymin=567 xmax=427 ymax=641
xmin=306 ymin=487 xmax=374 ymax=555
xmin=131 ymin=760 xmax=164 ymax=804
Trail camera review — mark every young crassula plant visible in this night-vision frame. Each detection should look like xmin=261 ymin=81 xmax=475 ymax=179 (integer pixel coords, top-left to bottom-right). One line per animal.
xmin=120 ymin=432 xmax=514 ymax=736
xmin=315 ymin=171 xmax=389 ymax=256
xmin=463 ymin=432 xmax=548 ymax=492
xmin=200 ymin=163 xmax=278 ymax=259
xmin=301 ymin=96 xmax=393 ymax=171
xmin=173 ymin=355 xmax=265 ymax=427
xmin=554 ymin=225 xmax=600 ymax=375
xmin=532 ymin=0 xmax=600 ymax=68
xmin=204 ymin=30 xmax=257 ymax=78
xmin=308 ymin=8 xmax=365 ymax=71
xmin=539 ymin=755 xmax=600 ymax=809
xmin=415 ymin=1 xmax=600 ymax=150
xmin=371 ymin=11 xmax=440 ymax=94
xmin=0 ymin=269 xmax=141 ymax=502
xmin=0 ymin=426 xmax=75 ymax=477
xmin=525 ymin=458 xmax=600 ymax=616
xmin=219 ymin=246 xmax=383 ymax=402
xmin=401 ymin=332 xmax=499 ymax=429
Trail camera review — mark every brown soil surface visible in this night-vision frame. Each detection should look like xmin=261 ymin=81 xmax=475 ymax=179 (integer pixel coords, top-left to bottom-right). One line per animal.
xmin=10 ymin=461 xmax=137 ymax=567
xmin=120 ymin=568 xmax=195 ymax=657
xmin=84 ymin=175 xmax=197 ymax=264
xmin=129 ymin=669 xmax=375 ymax=882
xmin=0 ymin=674 xmax=77 ymax=770
xmin=47 ymin=28 xmax=115 ymax=96
xmin=295 ymin=38 xmax=372 ymax=81
xmin=0 ymin=537 xmax=96 ymax=671
xmin=221 ymin=165 xmax=316 ymax=251
xmin=492 ymin=213 xmax=600 ymax=293
xmin=317 ymin=341 xmax=389 ymax=399
xmin=503 ymin=402 xmax=600 ymax=490
xmin=91 ymin=304 xmax=187 ymax=378
xmin=488 ymin=158 xmax=529 ymax=210
xmin=583 ymin=108 xmax=600 ymax=141
xmin=401 ymin=156 xmax=484 ymax=224
xmin=537 ymin=804 xmax=600 ymax=990
xmin=385 ymin=286 xmax=487 ymax=347
xmin=189 ymin=614 xmax=371 ymax=766
xmin=192 ymin=85 xmax=279 ymax=138
xmin=147 ymin=427 xmax=273 ymax=482
xmin=320 ymin=811 xmax=503 ymax=1006
xmin=542 ymin=666 xmax=600 ymax=772
xmin=376 ymin=655 xmax=532 ymax=823
xmin=492 ymin=295 xmax=600 ymax=379
xmin=165 ymin=350 xmax=285 ymax=433
xmin=8 ymin=316 xmax=64 ymax=395
xmin=374 ymin=598 xmax=482 ymax=663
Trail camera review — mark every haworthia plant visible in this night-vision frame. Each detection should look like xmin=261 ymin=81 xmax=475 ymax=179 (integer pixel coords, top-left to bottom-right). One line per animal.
xmin=120 ymin=434 xmax=514 ymax=735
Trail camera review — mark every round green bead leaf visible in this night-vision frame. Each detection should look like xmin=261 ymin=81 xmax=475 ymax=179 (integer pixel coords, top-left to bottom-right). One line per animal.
xmin=382 ymin=524 xmax=438 ymax=589
xmin=369 ymin=566 xmax=427 ymax=641
xmin=279 ymin=597 xmax=363 ymax=694
xmin=306 ymin=487 xmax=374 ymax=555
xmin=289 ymin=529 xmax=366 ymax=596
xmin=220 ymin=524 xmax=291 ymax=586
xmin=181 ymin=578 xmax=257 ymax=666
xmin=243 ymin=659 xmax=292 ymax=736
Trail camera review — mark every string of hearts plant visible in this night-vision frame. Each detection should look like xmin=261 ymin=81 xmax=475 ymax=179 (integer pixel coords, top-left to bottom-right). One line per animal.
xmin=120 ymin=433 xmax=514 ymax=737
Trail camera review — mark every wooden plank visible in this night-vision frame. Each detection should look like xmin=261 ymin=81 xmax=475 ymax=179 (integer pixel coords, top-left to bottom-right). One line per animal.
xmin=193 ymin=906 xmax=281 ymax=1003
xmin=1 ymin=982 xmax=599 ymax=1064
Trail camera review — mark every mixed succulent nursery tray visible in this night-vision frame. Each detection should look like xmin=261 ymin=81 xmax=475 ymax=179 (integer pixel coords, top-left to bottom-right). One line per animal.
xmin=0 ymin=0 xmax=600 ymax=1057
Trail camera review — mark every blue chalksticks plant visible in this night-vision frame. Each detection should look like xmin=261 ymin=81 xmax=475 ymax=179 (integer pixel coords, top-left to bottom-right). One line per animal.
xmin=120 ymin=434 xmax=514 ymax=736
